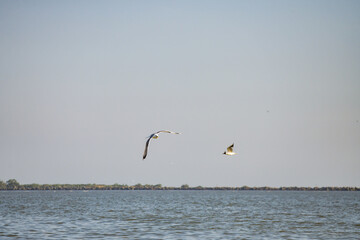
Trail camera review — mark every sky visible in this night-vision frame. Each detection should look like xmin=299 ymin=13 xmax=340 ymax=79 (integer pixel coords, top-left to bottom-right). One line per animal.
xmin=0 ymin=0 xmax=359 ymax=187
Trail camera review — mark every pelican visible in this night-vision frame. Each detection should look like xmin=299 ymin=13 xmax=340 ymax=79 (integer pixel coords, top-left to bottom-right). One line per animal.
xmin=143 ymin=130 xmax=181 ymax=160
xmin=223 ymin=143 xmax=237 ymax=156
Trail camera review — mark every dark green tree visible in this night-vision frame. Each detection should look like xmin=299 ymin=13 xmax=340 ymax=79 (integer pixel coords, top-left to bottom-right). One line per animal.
xmin=181 ymin=184 xmax=189 ymax=189
xmin=6 ymin=179 xmax=20 ymax=190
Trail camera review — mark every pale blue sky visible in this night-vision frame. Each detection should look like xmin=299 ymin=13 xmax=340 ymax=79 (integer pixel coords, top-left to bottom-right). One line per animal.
xmin=1 ymin=0 xmax=359 ymax=187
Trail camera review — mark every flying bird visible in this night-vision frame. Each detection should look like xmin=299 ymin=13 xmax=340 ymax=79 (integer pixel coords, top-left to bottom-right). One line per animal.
xmin=223 ymin=143 xmax=237 ymax=156
xmin=143 ymin=130 xmax=181 ymax=160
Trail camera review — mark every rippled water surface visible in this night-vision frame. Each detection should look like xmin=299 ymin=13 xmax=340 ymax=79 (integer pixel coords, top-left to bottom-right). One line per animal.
xmin=1 ymin=190 xmax=359 ymax=239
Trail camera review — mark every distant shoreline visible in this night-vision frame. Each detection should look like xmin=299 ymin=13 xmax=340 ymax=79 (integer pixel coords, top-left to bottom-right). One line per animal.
xmin=1 ymin=180 xmax=359 ymax=191
xmin=1 ymin=188 xmax=359 ymax=191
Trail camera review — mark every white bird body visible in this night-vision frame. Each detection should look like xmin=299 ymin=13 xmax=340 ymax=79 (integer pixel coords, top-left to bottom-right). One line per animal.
xmin=226 ymin=152 xmax=237 ymax=156
xmin=143 ymin=130 xmax=180 ymax=160
xmin=223 ymin=143 xmax=237 ymax=156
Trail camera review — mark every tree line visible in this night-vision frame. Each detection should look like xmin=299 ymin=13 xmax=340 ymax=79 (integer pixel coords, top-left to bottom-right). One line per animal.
xmin=0 ymin=179 xmax=358 ymax=191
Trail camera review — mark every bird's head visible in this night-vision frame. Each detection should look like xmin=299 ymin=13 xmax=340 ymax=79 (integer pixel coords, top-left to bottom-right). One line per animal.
xmin=223 ymin=151 xmax=226 ymax=155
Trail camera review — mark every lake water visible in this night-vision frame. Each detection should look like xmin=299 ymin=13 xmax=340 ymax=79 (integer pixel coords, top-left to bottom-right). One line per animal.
xmin=0 ymin=190 xmax=359 ymax=239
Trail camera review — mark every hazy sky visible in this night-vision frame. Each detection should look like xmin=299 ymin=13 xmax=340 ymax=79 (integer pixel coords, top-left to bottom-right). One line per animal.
xmin=1 ymin=0 xmax=359 ymax=187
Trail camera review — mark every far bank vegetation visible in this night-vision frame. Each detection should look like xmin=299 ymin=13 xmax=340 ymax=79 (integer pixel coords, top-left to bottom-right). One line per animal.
xmin=0 ymin=179 xmax=358 ymax=191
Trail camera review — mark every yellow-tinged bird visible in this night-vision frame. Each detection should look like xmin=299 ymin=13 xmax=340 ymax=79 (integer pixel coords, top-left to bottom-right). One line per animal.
xmin=223 ymin=143 xmax=237 ymax=156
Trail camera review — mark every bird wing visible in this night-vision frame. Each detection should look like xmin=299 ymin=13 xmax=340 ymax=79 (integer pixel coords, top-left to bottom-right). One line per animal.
xmin=227 ymin=143 xmax=234 ymax=153
xmin=143 ymin=137 xmax=152 ymax=160
xmin=157 ymin=130 xmax=181 ymax=134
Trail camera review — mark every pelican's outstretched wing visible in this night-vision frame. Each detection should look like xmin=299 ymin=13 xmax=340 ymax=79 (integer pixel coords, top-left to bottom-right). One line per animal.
xmin=143 ymin=137 xmax=152 ymax=160
xmin=156 ymin=130 xmax=181 ymax=135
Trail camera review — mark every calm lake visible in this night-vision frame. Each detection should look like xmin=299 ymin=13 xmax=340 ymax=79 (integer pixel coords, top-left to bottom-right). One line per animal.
xmin=1 ymin=190 xmax=359 ymax=239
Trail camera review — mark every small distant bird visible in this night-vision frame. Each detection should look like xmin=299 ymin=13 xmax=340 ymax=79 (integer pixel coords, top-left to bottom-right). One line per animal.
xmin=223 ymin=143 xmax=237 ymax=156
xmin=143 ymin=130 xmax=181 ymax=160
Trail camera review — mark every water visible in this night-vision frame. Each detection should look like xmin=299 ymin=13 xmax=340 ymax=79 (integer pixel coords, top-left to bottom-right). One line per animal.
xmin=0 ymin=190 xmax=359 ymax=239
